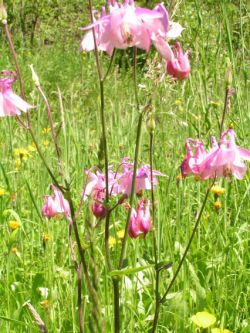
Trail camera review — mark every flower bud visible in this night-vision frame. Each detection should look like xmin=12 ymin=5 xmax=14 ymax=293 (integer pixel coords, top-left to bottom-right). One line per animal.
xmin=30 ymin=64 xmax=40 ymax=86
xmin=92 ymin=201 xmax=106 ymax=219
xmin=0 ymin=3 xmax=7 ymax=24
xmin=146 ymin=115 xmax=156 ymax=134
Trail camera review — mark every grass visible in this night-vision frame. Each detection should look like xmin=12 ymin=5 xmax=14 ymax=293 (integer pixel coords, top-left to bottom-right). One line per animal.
xmin=0 ymin=0 xmax=249 ymax=332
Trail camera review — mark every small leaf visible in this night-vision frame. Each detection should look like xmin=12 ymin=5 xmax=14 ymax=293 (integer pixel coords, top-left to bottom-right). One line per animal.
xmin=110 ymin=264 xmax=154 ymax=277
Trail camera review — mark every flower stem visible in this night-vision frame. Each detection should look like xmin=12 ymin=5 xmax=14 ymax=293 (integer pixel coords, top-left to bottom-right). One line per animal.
xmin=149 ymin=131 xmax=161 ymax=332
xmin=119 ymin=47 xmax=141 ymax=269
xmin=69 ymin=224 xmax=84 ymax=333
xmin=150 ymin=181 xmax=214 ymax=332
xmin=36 ymin=83 xmax=64 ymax=178
xmin=219 ymin=86 xmax=235 ymax=138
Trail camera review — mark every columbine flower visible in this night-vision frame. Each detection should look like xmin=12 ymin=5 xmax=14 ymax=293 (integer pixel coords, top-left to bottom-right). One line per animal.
xmin=42 ymin=185 xmax=70 ymax=219
xmin=81 ymin=1 xmax=183 ymax=60
xmin=200 ymin=129 xmax=250 ymax=179
xmin=166 ymin=42 xmax=190 ymax=79
xmin=181 ymin=129 xmax=250 ymax=180
xmin=191 ymin=311 xmax=216 ymax=329
xmin=119 ymin=158 xmax=165 ymax=196
xmin=91 ymin=189 xmax=106 ymax=219
xmin=181 ymin=139 xmax=207 ymax=177
xmin=0 ymin=70 xmax=32 ymax=117
xmin=128 ymin=199 xmax=151 ymax=238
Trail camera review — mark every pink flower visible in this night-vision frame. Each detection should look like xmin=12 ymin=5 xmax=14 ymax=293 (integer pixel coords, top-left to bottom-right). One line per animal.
xmin=200 ymin=129 xmax=250 ymax=179
xmin=119 ymin=158 xmax=164 ymax=196
xmin=128 ymin=199 xmax=151 ymax=238
xmin=166 ymin=42 xmax=190 ymax=79
xmin=128 ymin=207 xmax=140 ymax=238
xmin=42 ymin=185 xmax=70 ymax=219
xmin=181 ymin=129 xmax=250 ymax=180
xmin=181 ymin=139 xmax=207 ymax=177
xmin=0 ymin=70 xmax=32 ymax=116
xmin=81 ymin=1 xmax=171 ymax=54
xmin=91 ymin=189 xmax=106 ymax=219
xmin=82 ymin=168 xmax=119 ymax=202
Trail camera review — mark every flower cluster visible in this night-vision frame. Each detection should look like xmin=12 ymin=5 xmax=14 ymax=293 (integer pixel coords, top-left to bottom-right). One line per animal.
xmin=83 ymin=158 xmax=164 ymax=237
xmin=0 ymin=70 xmax=32 ymax=116
xmin=181 ymin=129 xmax=250 ymax=180
xmin=81 ymin=0 xmax=190 ymax=79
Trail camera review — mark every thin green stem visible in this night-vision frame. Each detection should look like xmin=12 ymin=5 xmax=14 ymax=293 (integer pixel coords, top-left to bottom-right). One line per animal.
xmin=119 ymin=47 xmax=141 ymax=269
xmin=113 ymin=279 xmax=120 ymax=333
xmin=150 ymin=181 xmax=214 ymax=332
xmin=149 ymin=131 xmax=161 ymax=333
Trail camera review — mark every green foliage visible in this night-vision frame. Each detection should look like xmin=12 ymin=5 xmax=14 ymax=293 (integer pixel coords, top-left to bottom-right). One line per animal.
xmin=0 ymin=0 xmax=249 ymax=332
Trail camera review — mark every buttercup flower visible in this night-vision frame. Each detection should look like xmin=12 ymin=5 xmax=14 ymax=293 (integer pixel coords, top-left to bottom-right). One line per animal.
xmin=166 ymin=42 xmax=190 ymax=79
xmin=191 ymin=311 xmax=216 ymax=329
xmin=0 ymin=70 xmax=32 ymax=117
xmin=9 ymin=220 xmax=21 ymax=230
xmin=212 ymin=329 xmax=233 ymax=333
xmin=0 ymin=187 xmax=6 ymax=196
xmin=42 ymin=185 xmax=70 ymax=219
xmin=211 ymin=185 xmax=226 ymax=196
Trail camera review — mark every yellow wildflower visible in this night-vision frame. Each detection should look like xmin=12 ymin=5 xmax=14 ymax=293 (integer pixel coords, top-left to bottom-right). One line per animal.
xmin=175 ymin=99 xmax=182 ymax=105
xmin=194 ymin=175 xmax=201 ymax=182
xmin=40 ymin=300 xmax=49 ymax=309
xmin=14 ymin=148 xmax=30 ymax=160
xmin=176 ymin=173 xmax=183 ymax=181
xmin=191 ymin=311 xmax=216 ymax=329
xmin=117 ymin=230 xmax=125 ymax=239
xmin=8 ymin=220 xmax=21 ymax=230
xmin=212 ymin=329 xmax=233 ymax=333
xmin=28 ymin=144 xmax=36 ymax=152
xmin=211 ymin=186 xmax=225 ymax=196
xmin=0 ymin=188 xmax=6 ymax=196
xmin=12 ymin=247 xmax=18 ymax=254
xmin=43 ymin=140 xmax=49 ymax=148
xmin=214 ymin=201 xmax=222 ymax=210
xmin=42 ymin=127 xmax=50 ymax=134
xmin=43 ymin=234 xmax=50 ymax=242
xmin=108 ymin=236 xmax=117 ymax=249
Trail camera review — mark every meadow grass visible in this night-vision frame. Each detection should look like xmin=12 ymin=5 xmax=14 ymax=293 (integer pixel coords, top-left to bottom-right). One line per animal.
xmin=0 ymin=0 xmax=249 ymax=332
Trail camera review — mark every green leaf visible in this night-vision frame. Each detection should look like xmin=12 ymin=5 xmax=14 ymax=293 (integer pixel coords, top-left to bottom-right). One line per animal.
xmin=8 ymin=229 xmax=19 ymax=252
xmin=0 ymin=315 xmax=38 ymax=330
xmin=110 ymin=264 xmax=154 ymax=277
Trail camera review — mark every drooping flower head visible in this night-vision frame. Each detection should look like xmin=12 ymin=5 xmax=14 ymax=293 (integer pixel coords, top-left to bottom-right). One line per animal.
xmin=181 ymin=129 xmax=250 ymax=180
xmin=81 ymin=0 xmax=184 ymax=61
xmin=82 ymin=158 xmax=164 ymax=219
xmin=42 ymin=185 xmax=70 ymax=219
xmin=166 ymin=42 xmax=190 ymax=79
xmin=0 ymin=70 xmax=32 ymax=117
xmin=128 ymin=199 xmax=151 ymax=238
xmin=119 ymin=157 xmax=165 ymax=196
xmin=200 ymin=129 xmax=250 ymax=179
